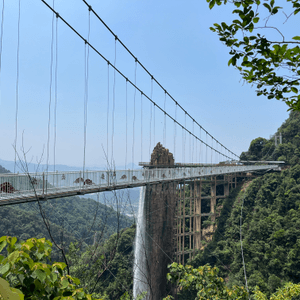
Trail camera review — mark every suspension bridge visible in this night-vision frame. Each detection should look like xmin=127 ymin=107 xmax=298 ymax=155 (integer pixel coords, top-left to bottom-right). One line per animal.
xmin=0 ymin=2 xmax=285 ymax=299
xmin=0 ymin=163 xmax=281 ymax=205
xmin=0 ymin=0 xmax=282 ymax=205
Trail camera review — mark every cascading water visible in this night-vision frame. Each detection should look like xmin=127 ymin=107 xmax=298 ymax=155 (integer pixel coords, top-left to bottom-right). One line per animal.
xmin=133 ymin=186 xmax=149 ymax=299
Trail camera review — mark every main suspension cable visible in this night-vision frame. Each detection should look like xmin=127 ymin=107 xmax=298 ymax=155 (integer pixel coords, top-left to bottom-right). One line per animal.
xmin=41 ymin=0 xmax=236 ymax=161
xmin=80 ymin=0 xmax=239 ymax=160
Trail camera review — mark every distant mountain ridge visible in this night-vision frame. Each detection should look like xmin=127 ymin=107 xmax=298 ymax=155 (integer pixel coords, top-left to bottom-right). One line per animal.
xmin=0 ymin=164 xmax=10 ymax=174
xmin=0 ymin=158 xmax=141 ymax=174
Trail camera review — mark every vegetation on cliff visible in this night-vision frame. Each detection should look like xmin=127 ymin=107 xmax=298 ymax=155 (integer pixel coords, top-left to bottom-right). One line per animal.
xmin=241 ymin=111 xmax=300 ymax=164
xmin=178 ymin=111 xmax=300 ymax=298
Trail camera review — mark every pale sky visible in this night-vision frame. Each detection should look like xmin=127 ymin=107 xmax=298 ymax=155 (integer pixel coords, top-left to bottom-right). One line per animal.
xmin=0 ymin=0 xmax=293 ymax=169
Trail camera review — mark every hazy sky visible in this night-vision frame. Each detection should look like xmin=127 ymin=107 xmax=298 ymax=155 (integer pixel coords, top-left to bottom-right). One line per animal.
xmin=0 ymin=0 xmax=294 ymax=169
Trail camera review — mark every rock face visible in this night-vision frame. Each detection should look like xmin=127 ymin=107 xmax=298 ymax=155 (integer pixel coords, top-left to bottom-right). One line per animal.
xmin=150 ymin=142 xmax=175 ymax=167
xmin=144 ymin=143 xmax=177 ymax=299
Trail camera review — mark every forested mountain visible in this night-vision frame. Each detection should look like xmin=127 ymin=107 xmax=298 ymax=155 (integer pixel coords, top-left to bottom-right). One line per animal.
xmin=0 ymin=196 xmax=133 ymax=243
xmin=240 ymin=111 xmax=300 ymax=164
xmin=181 ymin=111 xmax=300 ymax=299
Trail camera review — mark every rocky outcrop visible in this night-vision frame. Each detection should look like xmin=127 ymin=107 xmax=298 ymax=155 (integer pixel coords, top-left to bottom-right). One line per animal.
xmin=150 ymin=142 xmax=174 ymax=167
xmin=144 ymin=143 xmax=177 ymax=299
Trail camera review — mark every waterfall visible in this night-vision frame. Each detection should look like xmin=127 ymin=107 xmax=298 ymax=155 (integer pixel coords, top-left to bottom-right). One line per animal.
xmin=133 ymin=186 xmax=149 ymax=299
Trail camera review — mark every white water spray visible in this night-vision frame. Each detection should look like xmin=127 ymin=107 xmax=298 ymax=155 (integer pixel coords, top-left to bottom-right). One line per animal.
xmin=133 ymin=186 xmax=149 ymax=299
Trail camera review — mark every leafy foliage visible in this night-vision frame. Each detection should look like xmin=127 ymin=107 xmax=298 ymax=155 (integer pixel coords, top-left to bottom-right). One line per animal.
xmin=0 ymin=236 xmax=104 ymax=299
xmin=181 ymin=111 xmax=300 ymax=298
xmin=163 ymin=262 xmax=248 ymax=300
xmin=163 ymin=263 xmax=300 ymax=300
xmin=0 ymin=277 xmax=23 ymax=300
xmin=207 ymin=0 xmax=300 ymax=111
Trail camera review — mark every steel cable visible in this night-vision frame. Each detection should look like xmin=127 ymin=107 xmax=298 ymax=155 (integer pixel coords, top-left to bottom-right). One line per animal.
xmin=140 ymin=92 xmax=143 ymax=163
xmin=40 ymin=1 xmax=236 ymax=161
xmin=80 ymin=0 xmax=238 ymax=160
xmin=111 ymin=37 xmax=117 ymax=165
xmin=0 ymin=0 xmax=4 ymax=112
xmin=132 ymin=60 xmax=137 ymax=168
xmin=106 ymin=63 xmax=109 ymax=161
xmin=83 ymin=9 xmax=90 ymax=176
xmin=53 ymin=13 xmax=58 ymax=172
xmin=14 ymin=0 xmax=21 ymax=173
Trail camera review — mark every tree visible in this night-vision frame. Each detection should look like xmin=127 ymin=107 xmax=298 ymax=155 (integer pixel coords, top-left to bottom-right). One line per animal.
xmin=162 ymin=263 xmax=249 ymax=300
xmin=207 ymin=0 xmax=300 ymax=111
xmin=163 ymin=263 xmax=300 ymax=300
xmin=0 ymin=236 xmax=104 ymax=299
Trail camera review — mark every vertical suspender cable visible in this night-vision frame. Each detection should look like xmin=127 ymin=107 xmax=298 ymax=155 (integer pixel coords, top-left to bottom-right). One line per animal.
xmin=206 ymin=133 xmax=208 ymax=165
xmin=132 ymin=60 xmax=137 ymax=168
xmin=182 ymin=123 xmax=184 ymax=164
xmin=125 ymin=79 xmax=128 ymax=169
xmin=14 ymin=0 xmax=21 ymax=173
xmin=199 ymin=127 xmax=201 ymax=163
xmin=192 ymin=122 xmax=194 ymax=163
xmin=174 ymin=103 xmax=177 ymax=161
xmin=53 ymin=13 xmax=58 ymax=172
xmin=163 ymin=90 xmax=166 ymax=146
xmin=46 ymin=0 xmax=54 ymax=179
xmin=153 ymin=102 xmax=155 ymax=148
xmin=140 ymin=92 xmax=143 ymax=163
xmin=106 ymin=62 xmax=109 ymax=162
xmin=111 ymin=36 xmax=117 ymax=165
xmin=149 ymin=77 xmax=153 ymax=159
xmin=184 ymin=113 xmax=187 ymax=164
xmin=0 ymin=0 xmax=4 ymax=111
xmin=189 ymin=126 xmax=191 ymax=163
xmin=83 ymin=7 xmax=90 ymax=176
xmin=211 ymin=137 xmax=213 ymax=166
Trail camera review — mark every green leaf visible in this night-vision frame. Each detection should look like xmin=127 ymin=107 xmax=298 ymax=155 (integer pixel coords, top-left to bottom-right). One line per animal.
xmin=49 ymin=272 xmax=58 ymax=283
xmin=53 ymin=262 xmax=66 ymax=270
xmin=35 ymin=269 xmax=46 ymax=282
xmin=0 ymin=236 xmax=7 ymax=243
xmin=0 ymin=278 xmax=24 ymax=300
xmin=209 ymin=0 xmax=216 ymax=9
xmin=291 ymin=87 xmax=298 ymax=93
xmin=0 ymin=240 xmax=7 ymax=253
xmin=253 ymin=17 xmax=259 ymax=23
xmin=0 ymin=263 xmax=10 ymax=275
xmin=8 ymin=251 xmax=19 ymax=264
xmin=263 ymin=3 xmax=271 ymax=12
xmin=292 ymin=36 xmax=300 ymax=41
xmin=61 ymin=278 xmax=69 ymax=289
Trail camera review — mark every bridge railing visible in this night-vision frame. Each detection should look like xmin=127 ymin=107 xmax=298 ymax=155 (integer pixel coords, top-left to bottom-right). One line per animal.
xmin=0 ymin=165 xmax=280 ymax=201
